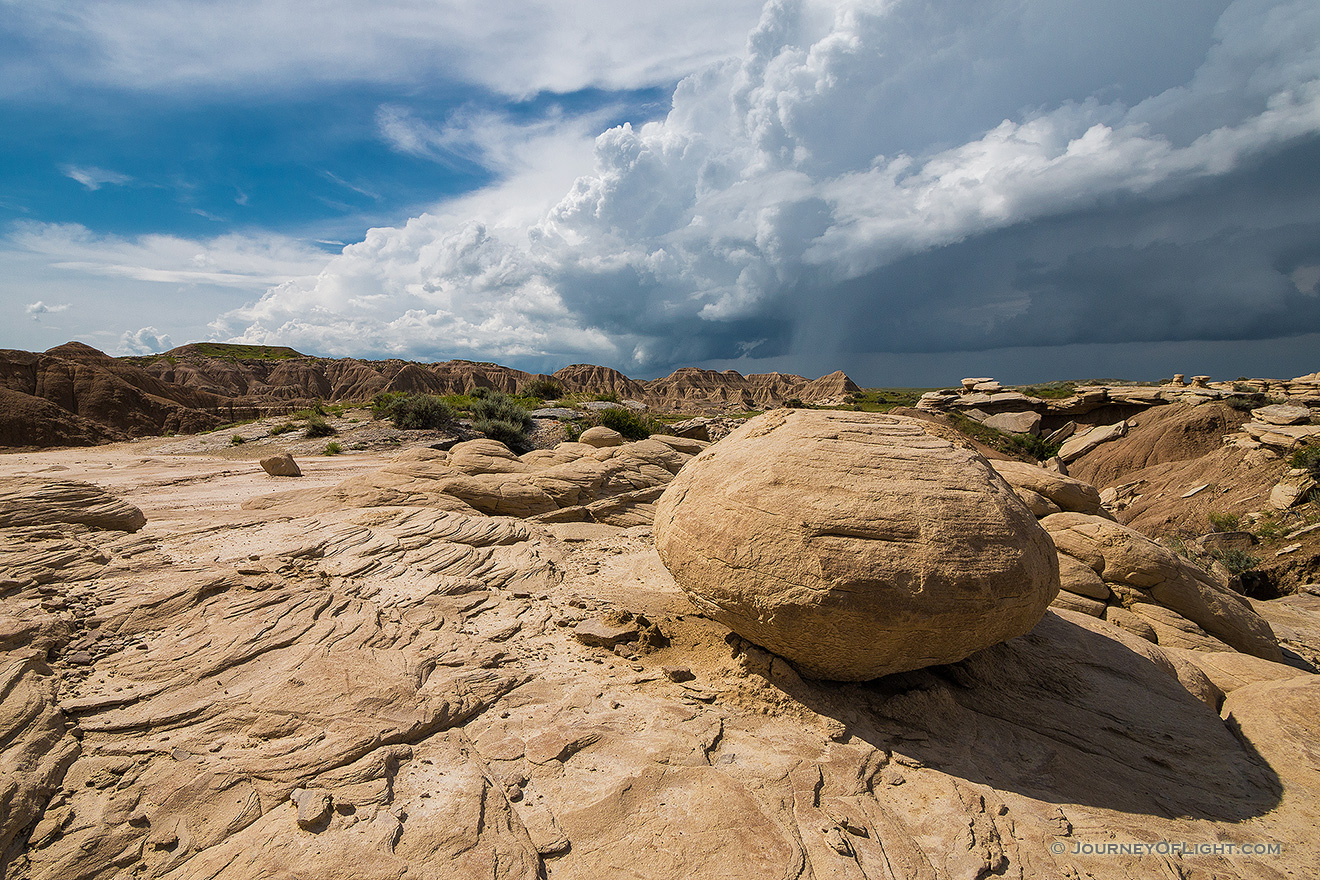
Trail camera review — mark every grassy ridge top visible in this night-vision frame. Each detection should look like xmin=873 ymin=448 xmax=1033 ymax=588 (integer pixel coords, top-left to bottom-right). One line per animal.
xmin=160 ymin=342 xmax=306 ymax=360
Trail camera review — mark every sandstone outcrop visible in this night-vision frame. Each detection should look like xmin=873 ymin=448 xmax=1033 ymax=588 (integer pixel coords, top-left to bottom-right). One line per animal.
xmin=1041 ymin=511 xmax=1282 ymax=661
xmin=990 ymin=459 xmax=1109 ymax=518
xmin=654 ymin=409 xmax=1060 ymax=680
xmin=0 ymin=477 xmax=146 ymax=531
xmin=244 ymin=434 xmax=705 ymax=526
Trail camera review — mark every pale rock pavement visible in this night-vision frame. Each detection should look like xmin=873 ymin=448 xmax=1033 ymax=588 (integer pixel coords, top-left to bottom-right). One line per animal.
xmin=1 ymin=428 xmax=1318 ymax=880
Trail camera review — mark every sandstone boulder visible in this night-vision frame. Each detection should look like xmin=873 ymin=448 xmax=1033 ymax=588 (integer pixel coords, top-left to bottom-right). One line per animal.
xmin=654 ymin=410 xmax=1060 ymax=680
xmin=578 ymin=426 xmax=624 ymax=448
xmin=260 ymin=453 xmax=302 ymax=477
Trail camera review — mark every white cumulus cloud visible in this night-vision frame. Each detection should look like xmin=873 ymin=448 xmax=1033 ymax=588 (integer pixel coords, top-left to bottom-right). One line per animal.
xmin=219 ymin=0 xmax=1320 ymax=372
xmin=119 ymin=327 xmax=172 ymax=355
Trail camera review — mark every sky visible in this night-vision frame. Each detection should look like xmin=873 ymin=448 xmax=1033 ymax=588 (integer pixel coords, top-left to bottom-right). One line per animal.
xmin=3 ymin=0 xmax=1319 ymax=386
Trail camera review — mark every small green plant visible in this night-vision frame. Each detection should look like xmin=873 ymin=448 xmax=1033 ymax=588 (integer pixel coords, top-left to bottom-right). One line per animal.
xmin=1208 ymin=511 xmax=1241 ymax=533
xmin=1221 ymin=395 xmax=1259 ymax=412
xmin=784 ymin=397 xmax=806 ymax=408
xmin=387 ymin=394 xmax=457 ymax=429
xmin=524 ymin=377 xmax=564 ymax=399
xmin=269 ymin=422 xmax=298 ymax=436
xmin=292 ymin=403 xmax=327 ymax=419
xmin=596 ymin=407 xmax=662 ymax=440
xmin=1289 ymin=444 xmax=1320 ymax=478
xmin=1211 ymin=548 xmax=1260 ymax=575
xmin=323 ymin=441 xmax=343 ymax=455
xmin=589 ymin=391 xmax=621 ymax=403
xmin=304 ymin=415 xmax=337 ymax=438
xmin=231 ymin=434 xmax=246 ymax=445
xmin=1254 ymin=515 xmax=1286 ymax=540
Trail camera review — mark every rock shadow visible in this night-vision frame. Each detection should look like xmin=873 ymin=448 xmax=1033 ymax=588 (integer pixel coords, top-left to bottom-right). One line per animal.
xmin=754 ymin=611 xmax=1282 ymax=821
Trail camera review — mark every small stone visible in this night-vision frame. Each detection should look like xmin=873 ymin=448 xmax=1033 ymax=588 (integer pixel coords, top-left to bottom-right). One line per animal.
xmin=662 ymin=665 xmax=695 ymax=683
xmin=291 ymin=788 xmax=333 ymax=830
xmin=573 ymin=615 xmax=640 ymax=648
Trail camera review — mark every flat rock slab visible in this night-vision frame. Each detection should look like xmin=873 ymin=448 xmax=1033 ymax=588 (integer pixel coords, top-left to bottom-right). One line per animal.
xmin=982 ymin=411 xmax=1042 ymax=435
xmin=1252 ymin=404 xmax=1312 ymax=425
xmin=573 ymin=616 xmax=640 ymax=647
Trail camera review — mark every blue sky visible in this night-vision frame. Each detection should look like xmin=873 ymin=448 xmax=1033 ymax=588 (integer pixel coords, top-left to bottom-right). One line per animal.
xmin=4 ymin=0 xmax=1319 ymax=385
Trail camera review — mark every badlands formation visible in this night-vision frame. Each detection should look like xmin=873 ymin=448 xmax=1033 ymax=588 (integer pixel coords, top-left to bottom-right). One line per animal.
xmin=1 ymin=365 xmax=1319 ymax=879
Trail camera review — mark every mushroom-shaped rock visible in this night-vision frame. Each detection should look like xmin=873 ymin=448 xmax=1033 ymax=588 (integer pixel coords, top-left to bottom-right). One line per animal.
xmin=578 ymin=426 xmax=624 ymax=448
xmin=654 ymin=410 xmax=1060 ymax=681
xmin=259 ymin=453 xmax=301 ymax=477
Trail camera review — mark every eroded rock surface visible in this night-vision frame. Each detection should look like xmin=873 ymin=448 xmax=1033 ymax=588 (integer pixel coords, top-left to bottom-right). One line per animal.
xmin=2 ymin=428 xmax=1319 ymax=880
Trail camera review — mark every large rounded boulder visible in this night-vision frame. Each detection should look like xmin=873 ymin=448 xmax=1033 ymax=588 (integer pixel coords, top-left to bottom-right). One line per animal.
xmin=654 ymin=409 xmax=1060 ymax=680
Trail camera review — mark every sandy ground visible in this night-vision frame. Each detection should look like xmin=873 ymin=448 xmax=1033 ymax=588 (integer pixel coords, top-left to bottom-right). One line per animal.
xmin=0 ymin=434 xmax=388 ymax=531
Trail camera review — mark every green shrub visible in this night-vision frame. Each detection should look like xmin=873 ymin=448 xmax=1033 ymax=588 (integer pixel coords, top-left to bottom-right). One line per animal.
xmin=1221 ymin=395 xmax=1259 ymax=412
xmin=597 ymin=407 xmax=661 ymax=441
xmin=784 ymin=397 xmax=806 ymax=408
xmin=524 ymin=377 xmax=564 ymax=399
xmin=371 ymin=391 xmax=409 ymax=420
xmin=1004 ymin=433 xmax=1064 ymax=462
xmin=1210 ymin=548 xmax=1260 ymax=575
xmin=304 ymin=415 xmax=337 ymax=438
xmin=294 ymin=402 xmax=327 ymax=417
xmin=589 ymin=391 xmax=621 ymax=403
xmin=388 ymin=394 xmax=456 ymax=429
xmin=475 ymin=418 xmax=529 ymax=448
xmin=1290 ymin=444 xmax=1320 ymax=478
xmin=231 ymin=434 xmax=246 ymax=445
xmin=269 ymin=422 xmax=298 ymax=436
xmin=1254 ymin=516 xmax=1286 ymax=540
xmin=471 ymin=392 xmax=533 ymax=432
xmin=1208 ymin=511 xmax=1241 ymax=533
xmin=470 ymin=386 xmax=494 ymax=399
xmin=323 ymin=441 xmax=343 ymax=456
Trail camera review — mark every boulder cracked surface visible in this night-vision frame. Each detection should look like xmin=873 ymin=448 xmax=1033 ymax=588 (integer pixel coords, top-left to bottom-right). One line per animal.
xmin=654 ymin=410 xmax=1060 ymax=680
